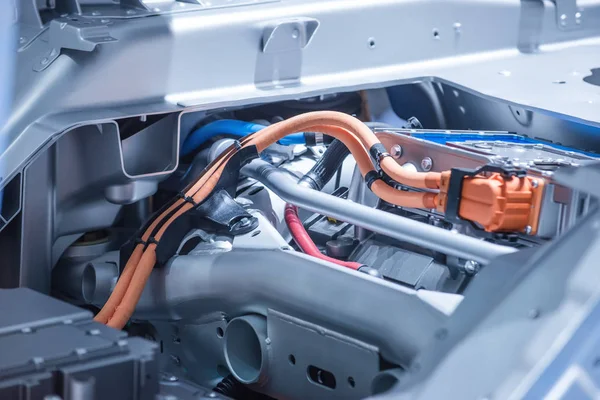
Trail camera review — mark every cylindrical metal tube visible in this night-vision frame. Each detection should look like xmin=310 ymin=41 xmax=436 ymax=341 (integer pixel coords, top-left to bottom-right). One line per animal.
xmin=242 ymin=160 xmax=516 ymax=264
xmin=223 ymin=315 xmax=269 ymax=385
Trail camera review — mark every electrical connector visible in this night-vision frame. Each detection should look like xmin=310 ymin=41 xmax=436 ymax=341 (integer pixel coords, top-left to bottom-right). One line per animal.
xmin=437 ymin=166 xmax=545 ymax=234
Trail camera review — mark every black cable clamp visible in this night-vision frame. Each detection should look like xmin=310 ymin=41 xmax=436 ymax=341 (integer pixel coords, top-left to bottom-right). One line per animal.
xmin=134 ymin=236 xmax=160 ymax=250
xmin=444 ymin=163 xmax=527 ymax=224
xmin=237 ymin=144 xmax=259 ymax=167
xmin=177 ymin=192 xmax=199 ymax=207
xmin=369 ymin=143 xmax=391 ymax=167
xmin=364 ymin=170 xmax=382 ymax=190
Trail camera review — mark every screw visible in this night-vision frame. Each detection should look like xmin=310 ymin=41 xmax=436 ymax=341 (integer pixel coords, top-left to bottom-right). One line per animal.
xmin=463 ymin=260 xmax=480 ymax=275
xmin=528 ymin=308 xmax=540 ymax=319
xmin=291 ymin=29 xmax=299 ymax=39
xmin=19 ymin=36 xmax=26 ymax=44
xmin=391 ymin=145 xmax=403 ymax=159
xmin=91 ymin=11 xmax=100 ymax=16
xmin=531 ymin=180 xmax=539 ymax=188
xmin=238 ymin=217 xmax=251 ymax=228
xmin=421 ymin=157 xmax=433 ymax=171
xmin=524 ymin=225 xmax=532 ymax=235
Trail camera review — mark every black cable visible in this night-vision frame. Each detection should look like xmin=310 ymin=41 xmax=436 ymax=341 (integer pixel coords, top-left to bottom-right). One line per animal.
xmin=298 ymin=139 xmax=350 ymax=191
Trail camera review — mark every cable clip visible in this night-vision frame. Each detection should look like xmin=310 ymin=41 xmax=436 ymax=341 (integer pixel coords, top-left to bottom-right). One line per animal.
xmin=369 ymin=143 xmax=391 ymax=167
xmin=177 ymin=192 xmax=199 ymax=207
xmin=364 ymin=170 xmax=383 ymax=190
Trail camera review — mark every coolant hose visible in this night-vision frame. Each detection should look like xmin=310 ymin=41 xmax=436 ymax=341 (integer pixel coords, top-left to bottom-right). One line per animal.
xmin=284 ymin=204 xmax=362 ymax=270
xmin=298 ymin=139 xmax=350 ymax=190
xmin=180 ymin=119 xmax=305 ymax=157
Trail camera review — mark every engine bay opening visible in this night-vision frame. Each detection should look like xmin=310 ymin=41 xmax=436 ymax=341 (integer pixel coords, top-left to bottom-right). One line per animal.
xmin=5 ymin=83 xmax=600 ymax=400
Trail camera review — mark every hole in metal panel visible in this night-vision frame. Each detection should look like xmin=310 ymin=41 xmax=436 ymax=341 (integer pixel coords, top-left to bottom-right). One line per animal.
xmin=307 ymin=365 xmax=336 ymax=389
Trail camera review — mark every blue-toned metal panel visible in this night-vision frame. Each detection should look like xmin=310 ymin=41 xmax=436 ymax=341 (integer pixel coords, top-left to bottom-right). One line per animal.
xmin=406 ymin=131 xmax=599 ymax=158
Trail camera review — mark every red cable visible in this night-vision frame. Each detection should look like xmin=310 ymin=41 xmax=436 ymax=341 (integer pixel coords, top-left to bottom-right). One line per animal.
xmin=284 ymin=204 xmax=362 ymax=270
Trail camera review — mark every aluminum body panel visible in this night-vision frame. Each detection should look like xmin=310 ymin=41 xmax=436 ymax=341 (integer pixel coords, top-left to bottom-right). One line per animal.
xmin=4 ymin=0 xmax=600 ymax=187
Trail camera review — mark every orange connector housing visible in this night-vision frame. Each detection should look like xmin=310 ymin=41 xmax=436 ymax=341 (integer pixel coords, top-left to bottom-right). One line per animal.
xmin=437 ymin=171 xmax=545 ymax=234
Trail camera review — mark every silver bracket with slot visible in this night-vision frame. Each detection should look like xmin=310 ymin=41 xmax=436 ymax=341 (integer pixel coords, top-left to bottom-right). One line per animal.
xmin=552 ymin=0 xmax=583 ymax=30
xmin=33 ymin=18 xmax=118 ymax=72
xmin=261 ymin=18 xmax=319 ymax=53
xmin=255 ymin=18 xmax=319 ymax=88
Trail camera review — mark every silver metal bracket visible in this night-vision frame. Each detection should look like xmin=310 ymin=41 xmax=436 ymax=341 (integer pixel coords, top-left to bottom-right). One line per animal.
xmin=34 ymin=18 xmax=117 ymax=72
xmin=261 ymin=18 xmax=319 ymax=53
xmin=255 ymin=18 xmax=319 ymax=88
xmin=552 ymin=0 xmax=583 ymax=30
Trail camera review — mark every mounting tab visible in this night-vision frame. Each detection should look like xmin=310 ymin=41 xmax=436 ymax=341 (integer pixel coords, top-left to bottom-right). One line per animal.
xmin=34 ymin=18 xmax=117 ymax=72
xmin=551 ymin=0 xmax=583 ymax=30
xmin=261 ymin=17 xmax=319 ymax=53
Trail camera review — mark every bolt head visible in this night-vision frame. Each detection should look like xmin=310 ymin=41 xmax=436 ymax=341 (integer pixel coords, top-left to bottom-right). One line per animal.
xmin=464 ymin=260 xmax=480 ymax=275
xmin=238 ymin=217 xmax=251 ymax=228
xmin=531 ymin=179 xmax=539 ymax=188
xmin=391 ymin=145 xmax=403 ymax=159
xmin=524 ymin=225 xmax=532 ymax=235
xmin=421 ymin=157 xmax=433 ymax=171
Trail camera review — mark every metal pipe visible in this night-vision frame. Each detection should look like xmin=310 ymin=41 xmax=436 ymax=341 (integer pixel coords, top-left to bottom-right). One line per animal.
xmin=241 ymin=160 xmax=517 ymax=264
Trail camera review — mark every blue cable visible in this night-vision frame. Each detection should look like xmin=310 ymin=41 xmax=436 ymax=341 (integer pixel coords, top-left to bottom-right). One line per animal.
xmin=180 ymin=119 xmax=306 ymax=157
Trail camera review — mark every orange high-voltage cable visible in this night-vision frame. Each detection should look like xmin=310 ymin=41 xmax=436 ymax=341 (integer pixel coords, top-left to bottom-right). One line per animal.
xmin=99 ymin=122 xmax=435 ymax=328
xmin=95 ymin=111 xmax=542 ymax=329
